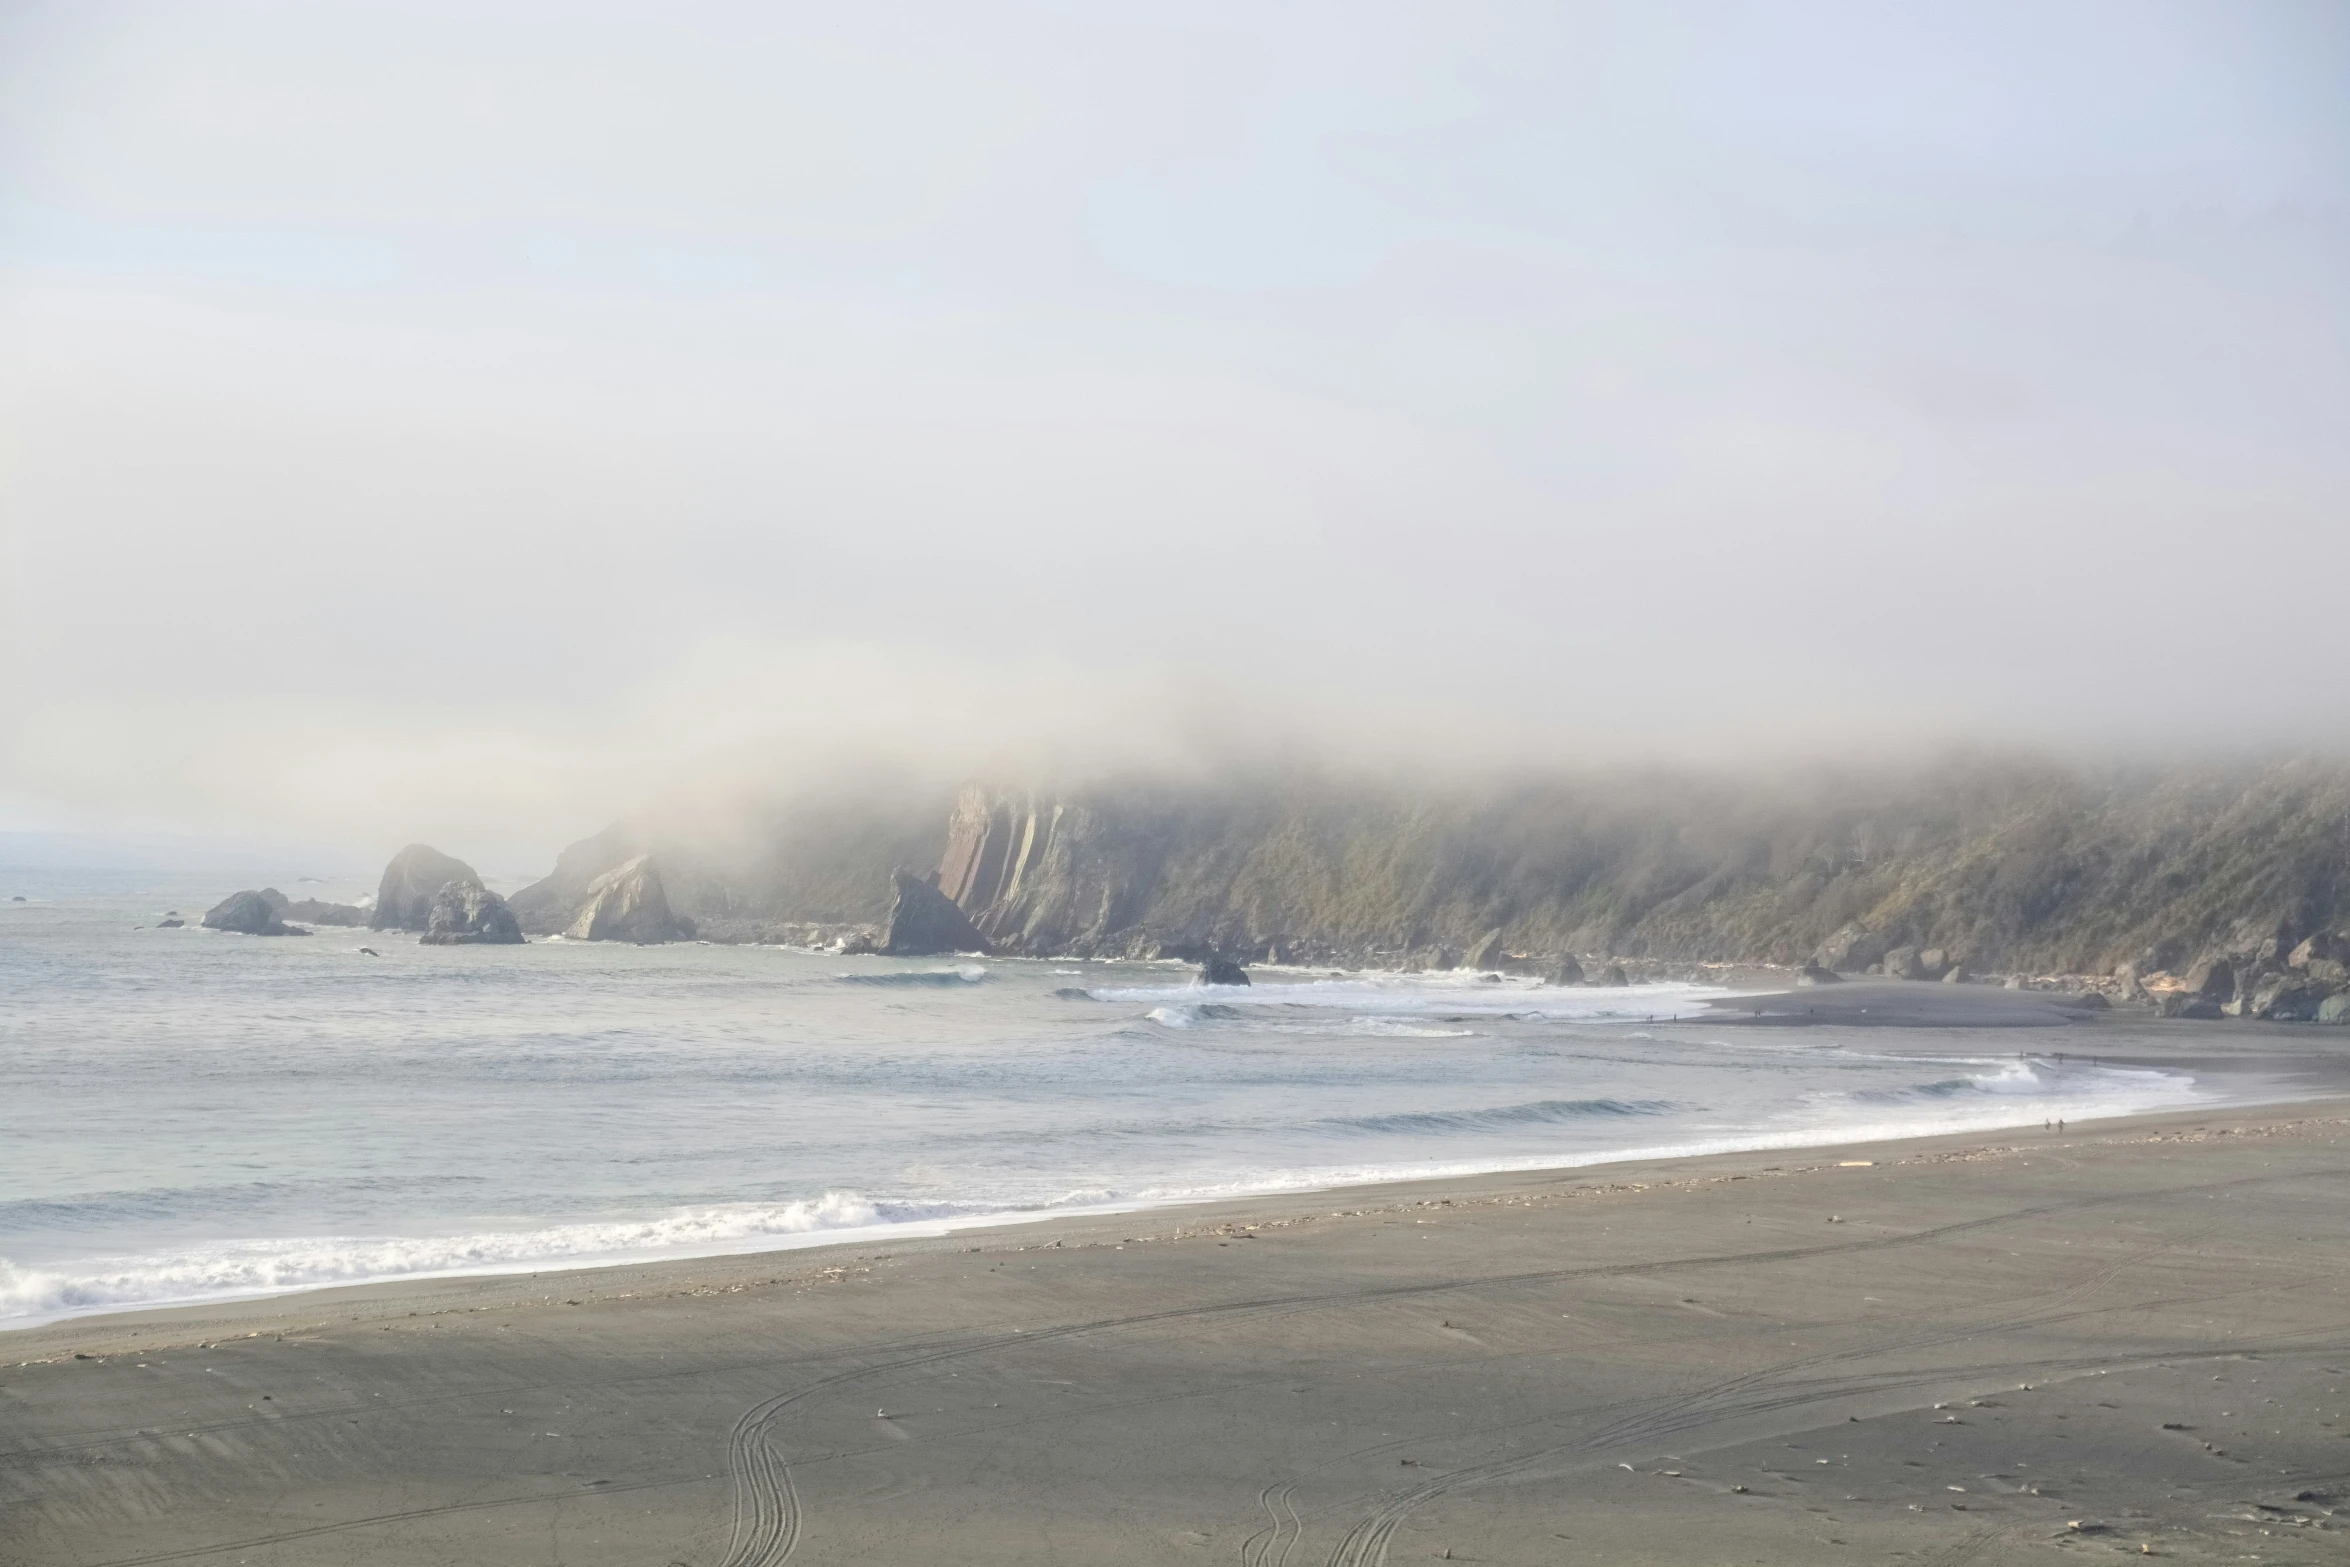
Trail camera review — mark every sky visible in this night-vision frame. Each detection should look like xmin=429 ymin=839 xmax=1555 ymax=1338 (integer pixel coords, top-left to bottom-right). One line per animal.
xmin=2 ymin=1 xmax=2346 ymax=866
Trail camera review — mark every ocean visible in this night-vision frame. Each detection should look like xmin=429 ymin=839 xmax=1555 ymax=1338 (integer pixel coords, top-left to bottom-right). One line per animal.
xmin=0 ymin=869 xmax=2269 ymax=1329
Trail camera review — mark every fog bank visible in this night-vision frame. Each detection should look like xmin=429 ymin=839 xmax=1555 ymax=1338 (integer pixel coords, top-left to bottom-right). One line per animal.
xmin=3 ymin=3 xmax=2344 ymax=861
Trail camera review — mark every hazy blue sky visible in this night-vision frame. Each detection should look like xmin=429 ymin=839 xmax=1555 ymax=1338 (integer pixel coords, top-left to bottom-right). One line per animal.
xmin=3 ymin=2 xmax=2345 ymax=862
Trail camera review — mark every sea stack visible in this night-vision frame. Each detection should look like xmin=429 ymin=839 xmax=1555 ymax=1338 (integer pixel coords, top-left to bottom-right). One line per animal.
xmin=881 ymin=869 xmax=990 ymax=956
xmin=372 ymin=845 xmax=487 ymax=933
xmin=565 ymin=854 xmax=690 ymax=943
xmin=419 ymin=882 xmax=525 ymax=945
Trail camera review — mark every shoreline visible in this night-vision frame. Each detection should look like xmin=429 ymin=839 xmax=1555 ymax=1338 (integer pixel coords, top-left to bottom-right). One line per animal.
xmin=11 ymin=1096 xmax=2350 ymax=1564
xmin=12 ymin=1090 xmax=2338 ymax=1358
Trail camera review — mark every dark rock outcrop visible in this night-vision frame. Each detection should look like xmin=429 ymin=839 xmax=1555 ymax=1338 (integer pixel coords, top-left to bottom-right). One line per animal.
xmin=1463 ymin=928 xmax=1506 ymax=972
xmin=567 ymin=855 xmax=691 ymax=944
xmin=202 ymin=890 xmax=297 ymax=935
xmin=1812 ymin=925 xmax=1887 ymax=973
xmin=283 ymin=898 xmax=368 ymax=927
xmin=2161 ymin=993 xmax=2225 ymax=1019
xmin=372 ymin=846 xmax=485 ymax=933
xmin=2181 ymin=958 xmax=2235 ymax=1003
xmin=878 ymin=869 xmax=988 ymax=956
xmin=2251 ymin=975 xmax=2330 ymax=1022
xmin=2289 ymin=931 xmax=2350 ymax=970
xmin=419 ymin=883 xmax=524 ymax=945
xmin=1546 ymin=956 xmax=1585 ymax=986
xmin=1597 ymin=964 xmax=1630 ymax=987
xmin=1198 ymin=954 xmax=1250 ymax=987
xmin=156 ymin=917 xmax=184 ymax=928
xmin=2320 ymin=993 xmax=2350 ymax=1025
xmin=1797 ymin=964 xmax=1842 ymax=986
xmin=1882 ymin=946 xmax=1926 ymax=981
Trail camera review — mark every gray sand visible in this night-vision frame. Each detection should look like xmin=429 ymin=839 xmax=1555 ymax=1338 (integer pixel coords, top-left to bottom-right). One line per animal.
xmin=8 ymin=1102 xmax=2350 ymax=1564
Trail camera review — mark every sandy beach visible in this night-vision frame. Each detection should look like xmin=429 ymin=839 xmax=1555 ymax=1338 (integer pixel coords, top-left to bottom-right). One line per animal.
xmin=8 ymin=1083 xmax=2350 ymax=1565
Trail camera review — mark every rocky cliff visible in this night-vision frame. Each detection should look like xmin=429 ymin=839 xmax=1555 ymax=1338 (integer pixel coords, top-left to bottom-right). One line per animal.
xmin=507 ymin=781 xmax=948 ymax=940
xmin=419 ymin=882 xmax=525 ymax=945
xmin=564 ymin=855 xmax=691 ymax=943
xmin=520 ymin=755 xmax=2350 ymax=997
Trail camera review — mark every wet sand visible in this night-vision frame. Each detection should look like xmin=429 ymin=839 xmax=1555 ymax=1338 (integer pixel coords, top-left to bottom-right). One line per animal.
xmin=8 ymin=1094 xmax=2350 ymax=1565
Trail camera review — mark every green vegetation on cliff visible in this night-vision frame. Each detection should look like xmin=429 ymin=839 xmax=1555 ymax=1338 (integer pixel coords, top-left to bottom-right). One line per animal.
xmin=523 ymin=754 xmax=2350 ymax=976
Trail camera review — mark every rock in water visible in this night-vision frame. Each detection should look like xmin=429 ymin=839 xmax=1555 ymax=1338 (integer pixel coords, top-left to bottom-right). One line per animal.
xmin=373 ymin=846 xmax=486 ymax=932
xmin=880 ymin=869 xmax=990 ymax=956
xmin=1597 ymin=964 xmax=1630 ymax=987
xmin=1199 ymin=954 xmax=1250 ymax=986
xmin=283 ymin=898 xmax=368 ymax=927
xmin=567 ymin=855 xmax=690 ymax=944
xmin=201 ymin=890 xmax=293 ymax=935
xmin=419 ymin=882 xmax=524 ymax=945
xmin=1546 ymin=956 xmax=1585 ymax=986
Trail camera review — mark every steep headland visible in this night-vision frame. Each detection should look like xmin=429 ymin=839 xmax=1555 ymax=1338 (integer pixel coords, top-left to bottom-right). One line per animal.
xmin=513 ymin=754 xmax=2350 ymax=1005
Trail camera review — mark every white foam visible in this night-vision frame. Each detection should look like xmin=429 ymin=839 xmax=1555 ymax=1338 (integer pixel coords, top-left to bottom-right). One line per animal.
xmin=1095 ymin=972 xmax=1734 ymax=1020
xmin=0 ymin=1191 xmax=905 ymax=1325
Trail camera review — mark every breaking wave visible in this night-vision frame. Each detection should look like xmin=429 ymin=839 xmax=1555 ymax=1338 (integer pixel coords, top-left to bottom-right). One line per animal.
xmin=1333 ymin=1098 xmax=1678 ymax=1135
xmin=1849 ymin=1058 xmax=2186 ymax=1107
xmin=835 ymin=964 xmax=988 ymax=987
xmin=0 ymin=1191 xmax=920 ymax=1322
